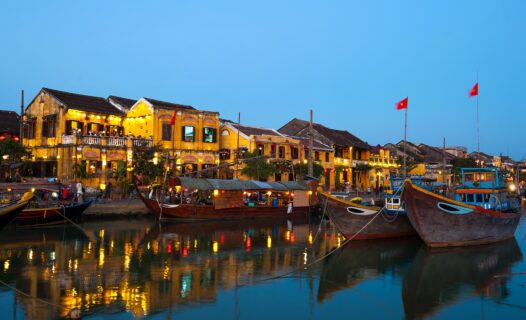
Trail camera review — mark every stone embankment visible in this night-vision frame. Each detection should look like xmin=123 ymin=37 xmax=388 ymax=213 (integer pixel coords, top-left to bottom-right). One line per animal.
xmin=84 ymin=199 xmax=150 ymax=218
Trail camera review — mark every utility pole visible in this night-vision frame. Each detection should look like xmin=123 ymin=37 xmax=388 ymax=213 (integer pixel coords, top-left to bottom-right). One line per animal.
xmin=308 ymin=109 xmax=313 ymax=176
xmin=19 ymin=90 xmax=24 ymax=146
xmin=235 ymin=112 xmax=240 ymax=179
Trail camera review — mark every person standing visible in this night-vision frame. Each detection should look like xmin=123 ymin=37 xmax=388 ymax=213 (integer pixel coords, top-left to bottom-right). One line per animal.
xmin=76 ymin=181 xmax=83 ymax=203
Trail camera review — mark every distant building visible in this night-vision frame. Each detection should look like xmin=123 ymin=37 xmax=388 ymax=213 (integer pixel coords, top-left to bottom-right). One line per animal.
xmin=0 ymin=110 xmax=20 ymax=140
xmin=279 ymin=118 xmax=370 ymax=190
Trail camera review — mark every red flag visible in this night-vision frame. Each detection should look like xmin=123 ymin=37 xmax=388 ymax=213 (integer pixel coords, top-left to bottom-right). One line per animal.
xmin=469 ymin=82 xmax=478 ymax=97
xmin=170 ymin=112 xmax=176 ymax=125
xmin=395 ymin=97 xmax=408 ymax=110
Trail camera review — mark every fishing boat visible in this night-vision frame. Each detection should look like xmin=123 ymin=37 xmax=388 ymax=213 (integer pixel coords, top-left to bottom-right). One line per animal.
xmin=402 ymin=167 xmax=521 ymax=247
xmin=135 ymin=176 xmax=317 ymax=221
xmin=318 ymin=190 xmax=416 ymax=240
xmin=384 ymin=176 xmax=435 ymax=213
xmin=14 ymin=199 xmax=93 ymax=226
xmin=0 ymin=192 xmax=34 ymax=230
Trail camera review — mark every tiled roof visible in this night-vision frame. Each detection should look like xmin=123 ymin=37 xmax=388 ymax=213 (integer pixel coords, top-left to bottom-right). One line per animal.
xmin=230 ymin=124 xmax=282 ymax=137
xmin=0 ymin=110 xmax=20 ymax=135
xmin=143 ymin=97 xmax=195 ymax=111
xmin=108 ymin=95 xmax=137 ymax=110
xmin=278 ymin=118 xmax=370 ymax=149
xmin=289 ymin=135 xmax=334 ymax=151
xmin=42 ymin=88 xmax=124 ymax=115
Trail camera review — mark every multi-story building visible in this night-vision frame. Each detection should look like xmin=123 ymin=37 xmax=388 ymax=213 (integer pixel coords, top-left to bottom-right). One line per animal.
xmin=124 ymin=97 xmax=220 ymax=175
xmin=22 ymin=88 xmax=220 ymax=187
xmin=368 ymin=145 xmax=399 ymax=190
xmin=278 ymin=118 xmax=370 ymax=190
xmin=218 ymin=121 xmax=301 ymax=181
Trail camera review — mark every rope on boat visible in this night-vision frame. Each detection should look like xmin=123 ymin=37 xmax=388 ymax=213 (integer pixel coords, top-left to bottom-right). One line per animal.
xmin=311 ymin=196 xmax=329 ymax=245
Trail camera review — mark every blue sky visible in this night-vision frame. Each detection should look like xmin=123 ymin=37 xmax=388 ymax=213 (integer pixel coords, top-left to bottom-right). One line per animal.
xmin=1 ymin=0 xmax=524 ymax=159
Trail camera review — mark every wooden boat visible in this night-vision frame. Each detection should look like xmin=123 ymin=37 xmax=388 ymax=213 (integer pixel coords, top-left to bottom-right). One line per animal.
xmin=0 ymin=192 xmax=34 ymax=230
xmin=402 ymin=238 xmax=522 ymax=319
xmin=402 ymin=167 xmax=521 ymax=247
xmin=384 ymin=175 xmax=435 ymax=213
xmin=318 ymin=190 xmax=416 ymax=240
xmin=136 ymin=176 xmax=317 ymax=221
xmin=14 ymin=200 xmax=93 ymax=226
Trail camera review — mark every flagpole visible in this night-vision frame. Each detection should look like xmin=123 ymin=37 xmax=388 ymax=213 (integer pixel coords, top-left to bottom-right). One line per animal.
xmin=235 ymin=112 xmax=240 ymax=179
xmin=403 ymin=106 xmax=407 ymax=178
xmin=476 ymin=83 xmax=480 ymax=155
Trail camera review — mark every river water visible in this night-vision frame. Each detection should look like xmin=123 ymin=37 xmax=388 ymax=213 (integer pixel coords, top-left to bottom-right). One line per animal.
xmin=0 ymin=213 xmax=525 ymax=319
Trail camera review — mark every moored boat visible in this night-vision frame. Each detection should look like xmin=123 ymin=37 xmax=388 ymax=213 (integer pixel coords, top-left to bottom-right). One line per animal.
xmin=136 ymin=176 xmax=317 ymax=221
xmin=14 ymin=200 xmax=93 ymax=226
xmin=0 ymin=192 xmax=34 ymax=230
xmin=402 ymin=167 xmax=521 ymax=247
xmin=318 ymin=190 xmax=416 ymax=240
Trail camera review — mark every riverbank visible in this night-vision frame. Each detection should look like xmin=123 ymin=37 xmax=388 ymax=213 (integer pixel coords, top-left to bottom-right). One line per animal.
xmin=84 ymin=199 xmax=150 ymax=218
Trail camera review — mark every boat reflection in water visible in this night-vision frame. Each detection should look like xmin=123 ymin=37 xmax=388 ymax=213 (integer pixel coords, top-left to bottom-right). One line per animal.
xmin=317 ymin=237 xmax=421 ymax=302
xmin=0 ymin=217 xmax=342 ymax=319
xmin=402 ymin=238 xmax=523 ymax=320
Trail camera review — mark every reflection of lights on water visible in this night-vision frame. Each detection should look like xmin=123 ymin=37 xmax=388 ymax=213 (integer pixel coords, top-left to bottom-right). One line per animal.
xmin=74 ymin=259 xmax=79 ymax=272
xmin=163 ymin=265 xmax=170 ymax=280
xmin=290 ymin=231 xmax=295 ymax=244
xmin=124 ymin=255 xmax=130 ymax=271
xmin=284 ymin=230 xmax=290 ymax=241
xmin=99 ymin=229 xmax=105 ymax=239
xmin=51 ymin=263 xmax=56 ymax=274
xmin=308 ymin=231 xmax=313 ymax=245
xmin=68 ymin=259 xmax=72 ymax=271
xmin=50 ymin=251 xmax=56 ymax=261
xmin=267 ymin=235 xmax=272 ymax=248
xmin=167 ymin=241 xmax=172 ymax=254
xmin=213 ymin=241 xmax=218 ymax=253
xmin=147 ymin=242 xmax=150 ymax=250
xmin=245 ymin=236 xmax=251 ymax=252
xmin=99 ymin=247 xmax=105 ymax=267
xmin=220 ymin=234 xmax=225 ymax=244
xmin=194 ymin=239 xmax=198 ymax=249
xmin=303 ymin=249 xmax=308 ymax=265
xmin=3 ymin=260 xmax=9 ymax=272
xmin=182 ymin=247 xmax=188 ymax=257
xmin=28 ymin=249 xmax=33 ymax=261
xmin=180 ymin=273 xmax=192 ymax=298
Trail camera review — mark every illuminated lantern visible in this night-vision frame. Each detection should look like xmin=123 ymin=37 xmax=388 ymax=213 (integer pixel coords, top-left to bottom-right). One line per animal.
xmin=213 ymin=189 xmax=219 ymax=196
xmin=167 ymin=241 xmax=172 ymax=253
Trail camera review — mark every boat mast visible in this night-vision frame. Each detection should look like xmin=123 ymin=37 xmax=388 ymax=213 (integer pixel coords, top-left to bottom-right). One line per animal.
xmin=476 ymin=73 xmax=480 ymax=156
xmin=442 ymin=137 xmax=447 ymax=187
xmin=308 ymin=109 xmax=313 ymax=177
xmin=403 ymin=106 xmax=407 ymax=178
xmin=19 ymin=90 xmax=24 ymax=146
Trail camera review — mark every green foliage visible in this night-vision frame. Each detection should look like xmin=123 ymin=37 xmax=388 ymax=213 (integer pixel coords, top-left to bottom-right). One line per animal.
xmin=73 ymin=160 xmax=88 ymax=179
xmin=132 ymin=142 xmax=168 ymax=184
xmin=396 ymin=156 xmax=418 ymax=174
xmin=293 ymin=162 xmax=325 ymax=179
xmin=111 ymin=160 xmax=128 ymax=183
xmin=0 ymin=137 xmax=30 ymax=163
xmin=334 ymin=165 xmax=346 ymax=190
xmin=241 ymin=152 xmax=276 ymax=181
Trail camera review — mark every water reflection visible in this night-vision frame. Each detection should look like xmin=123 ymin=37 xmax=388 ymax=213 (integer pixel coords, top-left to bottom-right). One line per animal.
xmin=402 ymin=238 xmax=523 ymax=320
xmin=317 ymin=237 xmax=421 ymax=302
xmin=0 ymin=217 xmax=341 ymax=319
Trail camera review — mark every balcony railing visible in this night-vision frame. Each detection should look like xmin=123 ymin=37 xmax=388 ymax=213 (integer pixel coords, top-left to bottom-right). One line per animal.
xmin=62 ymin=135 xmax=75 ymax=145
xmin=132 ymin=138 xmax=153 ymax=148
xmin=82 ymin=136 xmax=102 ymax=145
xmin=107 ymin=137 xmax=127 ymax=147
xmin=352 ymin=160 xmax=369 ymax=167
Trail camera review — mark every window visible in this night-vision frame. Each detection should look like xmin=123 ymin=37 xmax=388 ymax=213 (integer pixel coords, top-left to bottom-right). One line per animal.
xmin=270 ymin=144 xmax=276 ymax=157
xmin=182 ymin=126 xmax=195 ymax=142
xmin=315 ymin=151 xmax=320 ymax=161
xmin=334 ymin=146 xmax=343 ymax=158
xmin=278 ymin=146 xmax=285 ymax=159
xmin=466 ymin=194 xmax=474 ymax=203
xmin=325 ymin=152 xmax=330 ymax=162
xmin=162 ymin=123 xmax=172 ymax=141
xmin=42 ymin=115 xmax=57 ymax=137
xmin=291 ymin=147 xmax=299 ymax=159
xmin=476 ymin=194 xmax=483 ymax=203
xmin=203 ymin=127 xmax=217 ymax=143
xmin=23 ymin=119 xmax=36 ymax=139
xmin=66 ymin=120 xmax=84 ymax=135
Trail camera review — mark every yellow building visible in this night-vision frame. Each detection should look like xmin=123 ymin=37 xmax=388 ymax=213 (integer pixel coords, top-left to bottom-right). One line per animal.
xmin=124 ymin=98 xmax=220 ymax=175
xmin=22 ymin=88 xmax=127 ymax=187
xmin=22 ymin=88 xmax=220 ymax=187
xmin=278 ymin=118 xmax=370 ymax=191
xmin=368 ymin=145 xmax=399 ymax=190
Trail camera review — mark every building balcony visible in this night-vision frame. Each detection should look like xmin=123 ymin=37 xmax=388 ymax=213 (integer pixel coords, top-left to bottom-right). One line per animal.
xmin=352 ymin=160 xmax=369 ymax=167
xmin=58 ymin=135 xmax=152 ymax=148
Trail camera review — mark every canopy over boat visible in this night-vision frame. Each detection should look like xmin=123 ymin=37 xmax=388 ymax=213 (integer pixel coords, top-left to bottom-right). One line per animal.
xmin=172 ymin=177 xmax=311 ymax=192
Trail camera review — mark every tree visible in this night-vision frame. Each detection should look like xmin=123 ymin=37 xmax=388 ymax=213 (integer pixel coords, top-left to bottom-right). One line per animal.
xmin=132 ymin=142 xmax=169 ymax=184
xmin=293 ymin=162 xmax=324 ymax=179
xmin=73 ymin=160 xmax=88 ymax=179
xmin=396 ymin=156 xmax=419 ymax=174
xmin=0 ymin=137 xmax=30 ymax=163
xmin=241 ymin=152 xmax=276 ymax=181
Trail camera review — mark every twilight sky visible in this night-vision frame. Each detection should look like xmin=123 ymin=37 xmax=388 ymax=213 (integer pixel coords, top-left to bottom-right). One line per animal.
xmin=1 ymin=0 xmax=525 ymax=159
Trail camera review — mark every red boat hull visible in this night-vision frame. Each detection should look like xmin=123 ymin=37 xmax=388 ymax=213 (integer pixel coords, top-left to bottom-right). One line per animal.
xmin=14 ymin=200 xmax=93 ymax=226
xmin=402 ymin=181 xmax=521 ymax=247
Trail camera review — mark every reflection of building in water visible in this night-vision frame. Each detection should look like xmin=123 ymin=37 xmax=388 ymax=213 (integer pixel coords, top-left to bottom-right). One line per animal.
xmin=0 ymin=219 xmax=342 ymax=319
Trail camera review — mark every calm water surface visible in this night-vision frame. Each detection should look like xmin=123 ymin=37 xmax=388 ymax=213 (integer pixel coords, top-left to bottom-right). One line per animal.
xmin=0 ymin=212 xmax=526 ymax=319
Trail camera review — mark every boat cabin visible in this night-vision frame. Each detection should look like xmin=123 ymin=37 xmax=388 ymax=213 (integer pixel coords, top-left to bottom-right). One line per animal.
xmin=386 ymin=176 xmax=435 ymax=211
xmin=168 ymin=177 xmax=313 ymax=210
xmin=455 ymin=167 xmax=518 ymax=211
